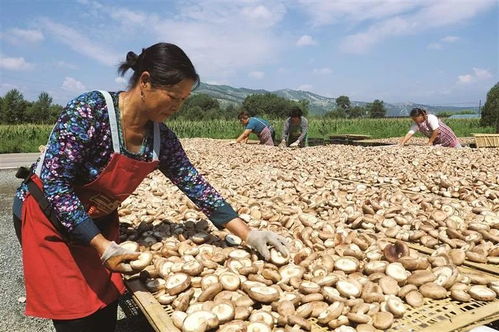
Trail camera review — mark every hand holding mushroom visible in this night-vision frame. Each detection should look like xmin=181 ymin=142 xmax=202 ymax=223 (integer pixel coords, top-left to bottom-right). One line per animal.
xmin=100 ymin=241 xmax=140 ymax=274
xmin=246 ymin=230 xmax=289 ymax=261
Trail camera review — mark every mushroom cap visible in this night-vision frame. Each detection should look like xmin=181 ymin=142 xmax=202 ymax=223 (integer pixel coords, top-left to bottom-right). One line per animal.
xmin=219 ymin=272 xmax=241 ymax=291
xmin=405 ymin=290 xmax=424 ymax=307
xmin=469 ymin=285 xmax=497 ymax=301
xmin=383 ymin=241 xmax=410 ymax=262
xmin=165 ymin=273 xmax=191 ymax=295
xmin=336 ymin=280 xmax=361 ymax=298
xmin=182 ymin=311 xmax=219 ymax=332
xmin=373 ymin=311 xmax=394 ymax=330
xmin=407 ymin=270 xmax=437 ymax=286
xmin=247 ymin=286 xmax=279 ymax=303
xmin=334 ymin=257 xmax=359 ymax=273
xmin=419 ymin=283 xmax=448 ymax=299
xmin=212 ymin=302 xmax=235 ymax=324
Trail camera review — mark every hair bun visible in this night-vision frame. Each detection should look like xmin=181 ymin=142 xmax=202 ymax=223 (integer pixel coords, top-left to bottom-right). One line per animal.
xmin=126 ymin=51 xmax=139 ymax=71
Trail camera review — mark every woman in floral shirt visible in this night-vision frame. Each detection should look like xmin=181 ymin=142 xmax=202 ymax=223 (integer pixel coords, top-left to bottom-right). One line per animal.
xmin=13 ymin=43 xmax=287 ymax=332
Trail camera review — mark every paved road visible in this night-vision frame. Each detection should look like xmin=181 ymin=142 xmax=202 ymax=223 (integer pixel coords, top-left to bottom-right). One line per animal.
xmin=0 ymin=169 xmax=153 ymax=331
xmin=0 ymin=153 xmax=40 ymax=170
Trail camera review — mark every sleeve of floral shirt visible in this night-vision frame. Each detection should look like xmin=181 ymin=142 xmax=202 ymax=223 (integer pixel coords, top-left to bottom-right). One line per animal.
xmin=39 ymin=93 xmax=103 ymax=244
xmin=158 ymin=125 xmax=238 ymax=229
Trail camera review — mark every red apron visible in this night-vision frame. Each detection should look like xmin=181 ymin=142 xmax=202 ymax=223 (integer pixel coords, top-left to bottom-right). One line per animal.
xmin=21 ymin=90 xmax=160 ymax=319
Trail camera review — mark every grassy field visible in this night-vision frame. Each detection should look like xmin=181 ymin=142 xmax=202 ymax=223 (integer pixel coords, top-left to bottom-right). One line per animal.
xmin=0 ymin=119 xmax=494 ymax=153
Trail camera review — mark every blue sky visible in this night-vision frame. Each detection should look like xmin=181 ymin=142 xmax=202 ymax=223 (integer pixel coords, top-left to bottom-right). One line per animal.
xmin=0 ymin=0 xmax=497 ymax=107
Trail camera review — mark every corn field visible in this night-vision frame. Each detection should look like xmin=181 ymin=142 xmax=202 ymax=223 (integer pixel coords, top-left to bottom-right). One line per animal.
xmin=0 ymin=119 xmax=493 ymax=153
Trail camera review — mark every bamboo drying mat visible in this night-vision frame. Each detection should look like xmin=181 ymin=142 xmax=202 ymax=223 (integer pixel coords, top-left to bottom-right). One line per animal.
xmin=309 ymin=298 xmax=499 ymax=332
xmin=309 ymin=264 xmax=498 ymax=332
xmin=387 ymin=238 xmax=499 ymax=276
xmin=126 ymin=270 xmax=498 ymax=332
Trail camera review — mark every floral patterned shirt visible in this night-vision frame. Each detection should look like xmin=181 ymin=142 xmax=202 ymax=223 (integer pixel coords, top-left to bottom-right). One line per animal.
xmin=15 ymin=91 xmax=238 ymax=244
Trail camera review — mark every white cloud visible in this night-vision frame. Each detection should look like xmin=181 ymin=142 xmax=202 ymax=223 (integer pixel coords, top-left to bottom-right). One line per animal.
xmin=427 ymin=42 xmax=443 ymax=50
xmin=62 ymin=77 xmax=86 ymax=92
xmin=179 ymin=1 xmax=286 ymax=28
xmin=249 ymin=71 xmax=265 ymax=79
xmin=313 ymin=67 xmax=332 ymax=75
xmin=296 ymin=0 xmax=419 ymax=26
xmin=41 ymin=19 xmax=121 ymax=66
xmin=0 ymin=56 xmax=34 ymax=70
xmin=457 ymin=67 xmax=493 ymax=84
xmin=428 ymin=35 xmax=460 ymax=50
xmin=457 ymin=74 xmax=473 ymax=84
xmin=296 ymin=35 xmax=317 ymax=47
xmin=441 ymin=35 xmax=459 ymax=43
xmin=473 ymin=67 xmax=492 ymax=80
xmin=242 ymin=5 xmax=275 ymax=26
xmin=115 ymin=77 xmax=127 ymax=85
xmin=340 ymin=16 xmax=413 ymax=54
xmin=110 ymin=8 xmax=146 ymax=24
xmin=297 ymin=84 xmax=313 ymax=91
xmin=72 ymin=1 xmax=284 ymax=81
xmin=333 ymin=0 xmax=494 ymax=53
xmin=2 ymin=28 xmax=44 ymax=45
xmin=55 ymin=61 xmax=78 ymax=70
xmin=152 ymin=21 xmax=280 ymax=78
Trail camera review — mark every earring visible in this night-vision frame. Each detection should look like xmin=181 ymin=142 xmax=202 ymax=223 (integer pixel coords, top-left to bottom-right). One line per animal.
xmin=141 ymin=90 xmax=145 ymax=102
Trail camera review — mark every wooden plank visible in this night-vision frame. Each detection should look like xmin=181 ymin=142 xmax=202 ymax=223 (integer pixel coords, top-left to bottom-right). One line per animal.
xmin=458 ymin=312 xmax=499 ymax=332
xmin=125 ymin=279 xmax=180 ymax=332
xmin=329 ymin=134 xmax=371 ymax=140
xmin=419 ymin=301 xmax=499 ymax=332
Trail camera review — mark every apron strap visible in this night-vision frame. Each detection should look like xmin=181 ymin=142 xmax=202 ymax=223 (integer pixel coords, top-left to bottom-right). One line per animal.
xmin=98 ymin=90 xmax=120 ymax=154
xmin=37 ymin=91 xmax=159 ymax=176
xmin=35 ymin=125 xmax=56 ymax=177
xmin=153 ymin=122 xmax=160 ymax=161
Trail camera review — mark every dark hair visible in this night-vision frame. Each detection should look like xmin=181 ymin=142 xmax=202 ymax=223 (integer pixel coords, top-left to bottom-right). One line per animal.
xmin=238 ymin=111 xmax=250 ymax=120
xmin=118 ymin=43 xmax=200 ymax=90
xmin=410 ymin=107 xmax=427 ymax=117
xmin=289 ymin=106 xmax=303 ymax=118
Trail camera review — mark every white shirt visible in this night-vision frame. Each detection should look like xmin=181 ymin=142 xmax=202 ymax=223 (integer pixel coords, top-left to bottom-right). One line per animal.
xmin=408 ymin=113 xmax=439 ymax=135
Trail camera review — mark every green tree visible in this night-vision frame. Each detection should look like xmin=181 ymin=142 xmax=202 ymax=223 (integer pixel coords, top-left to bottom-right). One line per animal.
xmin=349 ymin=106 xmax=367 ymax=118
xmin=1 ymin=89 xmax=27 ymax=124
xmin=224 ymin=104 xmax=239 ymax=119
xmin=182 ymin=94 xmax=220 ymax=112
xmin=335 ymin=96 xmax=351 ymax=111
xmin=368 ymin=99 xmax=386 ymax=118
xmin=480 ymin=83 xmax=499 ymax=133
xmin=172 ymin=94 xmax=221 ymax=120
xmin=242 ymin=93 xmax=303 ymax=118
xmin=48 ymin=104 xmax=64 ymax=123
xmin=26 ymin=92 xmax=53 ymax=123
xmin=297 ymin=99 xmax=310 ymax=117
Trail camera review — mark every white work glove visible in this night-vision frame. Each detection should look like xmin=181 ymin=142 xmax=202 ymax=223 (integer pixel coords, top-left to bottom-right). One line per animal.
xmin=289 ymin=141 xmax=299 ymax=147
xmin=100 ymin=241 xmax=139 ymax=274
xmin=246 ymin=230 xmax=289 ymax=261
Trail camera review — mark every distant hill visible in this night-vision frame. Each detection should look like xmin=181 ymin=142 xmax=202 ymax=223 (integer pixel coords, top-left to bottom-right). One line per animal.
xmin=195 ymin=82 xmax=477 ymax=117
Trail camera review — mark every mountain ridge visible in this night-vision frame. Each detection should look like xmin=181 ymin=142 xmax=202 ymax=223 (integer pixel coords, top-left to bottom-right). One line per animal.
xmin=195 ymin=82 xmax=477 ymax=117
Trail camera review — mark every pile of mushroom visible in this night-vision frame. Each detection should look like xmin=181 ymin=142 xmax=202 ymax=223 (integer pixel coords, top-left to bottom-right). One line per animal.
xmin=118 ymin=139 xmax=498 ymax=331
